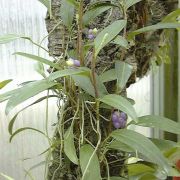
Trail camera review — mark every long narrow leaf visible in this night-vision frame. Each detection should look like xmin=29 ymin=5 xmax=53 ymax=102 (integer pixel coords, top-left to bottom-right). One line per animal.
xmin=99 ymin=69 xmax=116 ymax=83
xmin=162 ymin=9 xmax=180 ymax=23
xmin=64 ymin=127 xmax=78 ymax=164
xmin=95 ymin=20 xmax=127 ymax=56
xmin=0 ymin=34 xmax=31 ymax=44
xmin=115 ymin=61 xmax=133 ymax=90
xmin=8 ymin=95 xmax=57 ymax=135
xmin=135 ymin=115 xmax=180 ymax=135
xmin=14 ymin=52 xmax=61 ymax=70
xmin=80 ymin=144 xmax=101 ymax=180
xmin=60 ymin=0 xmax=75 ymax=28
xmin=151 ymin=138 xmax=178 ymax=152
xmin=47 ymin=68 xmax=87 ymax=81
xmin=72 ymin=73 xmax=108 ymax=98
xmin=0 ymin=173 xmax=14 ymax=180
xmin=99 ymin=94 xmax=137 ymax=120
xmin=0 ymin=79 xmax=13 ymax=89
xmin=128 ymin=23 xmax=180 ymax=39
xmin=38 ymin=0 xmax=52 ymax=17
xmin=9 ymin=127 xmax=47 ymax=142
xmin=5 ymin=80 xmax=57 ymax=114
xmin=111 ymin=36 xmax=129 ymax=49
xmin=125 ymin=0 xmax=143 ymax=10
xmin=0 ymin=88 xmax=22 ymax=103
xmin=0 ymin=34 xmax=22 ymax=44
xmin=83 ymin=5 xmax=111 ymax=26
xmin=111 ymin=129 xmax=171 ymax=173
xmin=110 ymin=177 xmax=127 ymax=180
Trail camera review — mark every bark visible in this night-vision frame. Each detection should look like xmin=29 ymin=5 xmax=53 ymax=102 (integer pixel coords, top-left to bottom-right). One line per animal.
xmin=45 ymin=0 xmax=176 ymax=179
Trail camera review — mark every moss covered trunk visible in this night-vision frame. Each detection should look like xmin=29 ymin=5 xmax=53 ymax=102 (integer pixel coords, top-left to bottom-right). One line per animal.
xmin=45 ymin=0 xmax=176 ymax=179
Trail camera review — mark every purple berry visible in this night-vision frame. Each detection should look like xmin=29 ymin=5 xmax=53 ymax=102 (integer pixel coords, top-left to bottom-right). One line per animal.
xmin=74 ymin=60 xmax=80 ymax=67
xmin=88 ymin=34 xmax=95 ymax=40
xmin=119 ymin=117 xmax=126 ymax=129
xmin=112 ymin=111 xmax=127 ymax=129
xmin=66 ymin=58 xmax=80 ymax=67
xmin=113 ymin=121 xmax=121 ymax=129
xmin=120 ymin=112 xmax=127 ymax=120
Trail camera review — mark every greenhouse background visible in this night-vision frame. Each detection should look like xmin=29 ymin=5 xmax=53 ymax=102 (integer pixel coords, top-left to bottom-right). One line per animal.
xmin=0 ymin=0 xmax=179 ymax=179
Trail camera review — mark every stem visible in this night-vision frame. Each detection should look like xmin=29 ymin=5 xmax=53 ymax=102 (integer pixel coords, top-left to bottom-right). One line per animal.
xmin=78 ymin=0 xmax=84 ymax=65
xmin=80 ymin=100 xmax=85 ymax=144
xmin=119 ymin=3 xmax=128 ymax=62
xmin=81 ymin=100 xmax=101 ymax=180
xmin=45 ymin=90 xmax=50 ymax=140
xmin=104 ymin=157 xmax=110 ymax=180
xmin=91 ymin=48 xmax=99 ymax=98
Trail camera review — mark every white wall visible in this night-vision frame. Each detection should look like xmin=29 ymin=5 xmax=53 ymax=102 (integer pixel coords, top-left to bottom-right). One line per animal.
xmin=0 ymin=1 xmax=57 ymax=179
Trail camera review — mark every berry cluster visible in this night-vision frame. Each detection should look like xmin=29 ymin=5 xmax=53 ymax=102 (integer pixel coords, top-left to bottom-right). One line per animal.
xmin=112 ymin=111 xmax=127 ymax=129
xmin=87 ymin=28 xmax=98 ymax=40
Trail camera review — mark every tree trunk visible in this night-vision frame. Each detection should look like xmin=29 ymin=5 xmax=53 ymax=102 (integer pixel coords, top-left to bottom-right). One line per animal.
xmin=45 ymin=0 xmax=176 ymax=179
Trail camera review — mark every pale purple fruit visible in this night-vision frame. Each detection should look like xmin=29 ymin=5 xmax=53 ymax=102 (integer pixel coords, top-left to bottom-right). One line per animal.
xmin=73 ymin=60 xmax=80 ymax=67
xmin=66 ymin=58 xmax=80 ymax=67
xmin=112 ymin=111 xmax=127 ymax=129
xmin=120 ymin=112 xmax=127 ymax=120
xmin=113 ymin=121 xmax=121 ymax=129
xmin=88 ymin=34 xmax=95 ymax=40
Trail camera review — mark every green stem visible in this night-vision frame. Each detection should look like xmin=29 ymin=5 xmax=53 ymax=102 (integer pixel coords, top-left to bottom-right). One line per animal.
xmin=78 ymin=0 xmax=84 ymax=65
xmin=91 ymin=48 xmax=99 ymax=98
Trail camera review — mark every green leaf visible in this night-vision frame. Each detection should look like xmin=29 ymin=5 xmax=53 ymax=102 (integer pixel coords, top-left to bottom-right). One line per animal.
xmin=80 ymin=144 xmax=101 ymax=180
xmin=5 ymin=80 xmax=57 ymax=114
xmin=111 ymin=36 xmax=129 ymax=49
xmin=0 ymin=173 xmax=14 ymax=180
xmin=110 ymin=177 xmax=127 ymax=180
xmin=135 ymin=115 xmax=180 ymax=135
xmin=0 ymin=34 xmax=22 ymax=44
xmin=164 ymin=147 xmax=179 ymax=159
xmin=0 ymin=79 xmax=13 ymax=89
xmin=95 ymin=20 xmax=127 ymax=56
xmin=99 ymin=69 xmax=116 ymax=83
xmin=72 ymin=73 xmax=108 ymax=98
xmin=162 ymin=9 xmax=180 ymax=23
xmin=66 ymin=0 xmax=79 ymax=7
xmin=127 ymin=163 xmax=155 ymax=176
xmin=125 ymin=0 xmax=143 ymax=10
xmin=0 ymin=88 xmax=21 ymax=103
xmin=14 ymin=52 xmax=61 ymax=70
xmin=168 ymin=167 xmax=180 ymax=177
xmin=47 ymin=68 xmax=86 ymax=81
xmin=115 ymin=61 xmax=133 ymax=90
xmin=60 ymin=0 xmax=75 ymax=28
xmin=111 ymin=129 xmax=170 ymax=173
xmin=38 ymin=0 xmax=52 ymax=17
xmin=128 ymin=23 xmax=180 ymax=39
xmin=34 ymin=62 xmax=46 ymax=77
xmin=64 ymin=127 xmax=78 ymax=164
xmin=99 ymin=94 xmax=137 ymax=120
xmin=8 ymin=95 xmax=57 ymax=135
xmin=151 ymin=138 xmax=178 ymax=152
xmin=129 ymin=173 xmax=157 ymax=180
xmin=108 ymin=140 xmax=134 ymax=152
xmin=72 ymin=74 xmax=95 ymax=97
xmin=83 ymin=5 xmax=111 ymax=26
xmin=9 ymin=127 xmax=46 ymax=142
